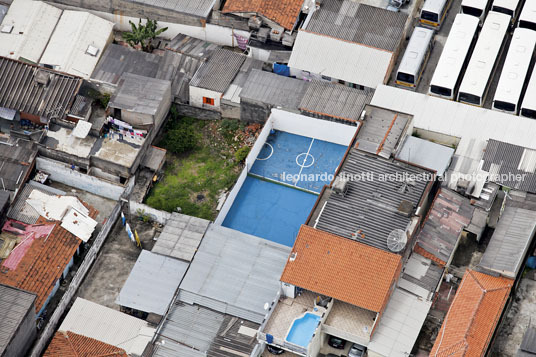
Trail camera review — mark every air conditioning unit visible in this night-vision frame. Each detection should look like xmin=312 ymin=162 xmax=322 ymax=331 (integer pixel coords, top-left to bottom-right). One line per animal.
xmin=1 ymin=25 xmax=13 ymax=34
xmin=34 ymin=70 xmax=50 ymax=86
xmin=257 ymin=27 xmax=270 ymax=43
xmin=86 ymin=45 xmax=99 ymax=57
xmin=397 ymin=200 xmax=413 ymax=217
xmin=270 ymin=27 xmax=284 ymax=42
xmin=332 ymin=176 xmax=348 ymax=196
xmin=248 ymin=16 xmax=262 ymax=30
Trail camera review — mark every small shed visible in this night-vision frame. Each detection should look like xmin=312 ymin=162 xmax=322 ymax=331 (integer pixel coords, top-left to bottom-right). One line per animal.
xmin=0 ymin=284 xmax=36 ymax=357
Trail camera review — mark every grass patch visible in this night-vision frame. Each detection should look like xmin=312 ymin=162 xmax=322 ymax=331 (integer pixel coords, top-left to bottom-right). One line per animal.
xmin=145 ymin=110 xmax=259 ymax=220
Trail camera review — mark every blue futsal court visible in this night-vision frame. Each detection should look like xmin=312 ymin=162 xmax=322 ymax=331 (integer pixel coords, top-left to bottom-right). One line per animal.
xmin=222 ymin=131 xmax=346 ymax=246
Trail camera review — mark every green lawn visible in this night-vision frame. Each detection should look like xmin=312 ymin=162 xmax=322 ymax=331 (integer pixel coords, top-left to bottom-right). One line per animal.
xmin=145 ymin=113 xmax=251 ymax=220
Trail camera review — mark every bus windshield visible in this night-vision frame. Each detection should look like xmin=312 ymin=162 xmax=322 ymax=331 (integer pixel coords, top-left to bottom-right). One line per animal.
xmin=396 ymin=72 xmax=415 ymax=84
xmin=421 ymin=10 xmax=439 ymax=22
xmin=431 ymin=85 xmax=452 ymax=97
xmin=462 ymin=5 xmax=483 ymax=17
xmin=494 ymin=100 xmax=515 ymax=112
xmin=459 ymin=92 xmax=481 ymax=105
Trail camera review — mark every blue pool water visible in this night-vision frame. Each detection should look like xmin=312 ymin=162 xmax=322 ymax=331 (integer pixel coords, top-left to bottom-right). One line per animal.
xmin=286 ymin=313 xmax=322 ymax=347
xmin=222 ymin=176 xmax=317 ymax=246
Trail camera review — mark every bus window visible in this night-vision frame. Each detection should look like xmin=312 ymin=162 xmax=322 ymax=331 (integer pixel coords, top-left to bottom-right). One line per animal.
xmin=421 ymin=11 xmax=439 ymax=23
xmin=462 ymin=6 xmax=483 ymax=17
xmin=459 ymin=92 xmax=481 ymax=105
xmin=430 ymin=85 xmax=452 ymax=97
xmin=493 ymin=100 xmax=516 ymax=112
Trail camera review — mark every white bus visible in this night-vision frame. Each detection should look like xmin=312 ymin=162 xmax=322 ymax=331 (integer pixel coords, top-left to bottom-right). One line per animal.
xmin=492 ymin=28 xmax=536 ymax=113
xmin=429 ymin=14 xmax=480 ymax=99
xmin=492 ymin=0 xmax=523 ymax=24
xmin=520 ymin=66 xmax=536 ymax=119
xmin=395 ymin=27 xmax=435 ymax=89
xmin=460 ymin=0 xmax=493 ymax=23
xmin=420 ymin=0 xmax=453 ymax=28
xmin=518 ymin=1 xmax=536 ymax=31
xmin=457 ymin=11 xmax=510 ymax=106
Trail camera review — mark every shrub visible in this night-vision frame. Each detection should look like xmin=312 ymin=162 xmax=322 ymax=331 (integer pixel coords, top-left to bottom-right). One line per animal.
xmin=163 ymin=125 xmax=197 ymax=154
xmin=234 ymin=146 xmax=250 ymax=163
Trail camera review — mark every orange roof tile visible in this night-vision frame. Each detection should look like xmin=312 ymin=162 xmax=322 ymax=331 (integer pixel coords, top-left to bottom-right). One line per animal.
xmin=222 ymin=0 xmax=302 ymax=30
xmin=280 ymin=225 xmax=402 ymax=313
xmin=430 ymin=270 xmax=513 ymax=357
xmin=0 ymin=203 xmax=98 ymax=313
xmin=44 ymin=331 xmax=128 ymax=357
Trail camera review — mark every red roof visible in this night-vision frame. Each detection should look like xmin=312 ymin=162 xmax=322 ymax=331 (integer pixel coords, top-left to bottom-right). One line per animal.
xmin=44 ymin=331 xmax=128 ymax=357
xmin=0 ymin=204 xmax=98 ymax=312
xmin=280 ymin=225 xmax=402 ymax=313
xmin=430 ymin=270 xmax=513 ymax=357
xmin=222 ymin=0 xmax=303 ymax=30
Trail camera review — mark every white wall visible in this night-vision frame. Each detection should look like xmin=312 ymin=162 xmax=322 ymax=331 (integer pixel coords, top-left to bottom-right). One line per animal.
xmin=270 ymin=109 xmax=357 ymax=146
xmin=129 ymin=201 xmax=171 ymax=224
xmin=189 ymin=86 xmax=221 ymax=109
xmin=245 ymin=115 xmax=274 ymax=171
xmin=36 ymin=157 xmax=125 ymax=200
xmin=214 ymin=167 xmax=247 ymax=225
xmin=90 ymin=10 xmax=250 ymax=47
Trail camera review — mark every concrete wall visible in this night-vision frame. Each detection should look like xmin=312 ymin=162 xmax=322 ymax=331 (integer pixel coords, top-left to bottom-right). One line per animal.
xmin=129 ymin=201 xmax=171 ymax=224
xmin=3 ymin=302 xmax=36 ymax=357
xmin=240 ymin=98 xmax=272 ymax=124
xmin=271 ymin=109 xmax=357 ymax=146
xmin=38 ymin=145 xmax=91 ymax=170
xmin=120 ymin=110 xmax=154 ymax=127
xmin=189 ymin=86 xmax=221 ymax=109
xmin=36 ymin=157 xmax=125 ymax=200
xmin=220 ymin=102 xmax=240 ymax=119
xmin=175 ymin=103 xmax=221 ymax=120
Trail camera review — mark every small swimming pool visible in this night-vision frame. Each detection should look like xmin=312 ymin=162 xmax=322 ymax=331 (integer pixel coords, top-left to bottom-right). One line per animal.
xmin=285 ymin=312 xmax=322 ymax=348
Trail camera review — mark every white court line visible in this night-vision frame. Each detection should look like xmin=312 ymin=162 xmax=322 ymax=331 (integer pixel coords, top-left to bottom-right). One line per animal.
xmin=295 ymin=138 xmax=315 ymax=187
xmin=256 ymin=143 xmax=274 ymax=161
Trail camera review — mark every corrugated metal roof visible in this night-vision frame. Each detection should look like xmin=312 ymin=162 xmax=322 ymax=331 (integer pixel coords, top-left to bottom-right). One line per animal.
xmin=0 ymin=284 xmax=35 ymax=355
xmin=355 ymin=105 xmax=411 ymax=158
xmin=289 ymin=30 xmax=394 ymax=88
xmin=367 ymin=288 xmax=431 ymax=357
xmin=108 ymin=72 xmax=171 ymax=115
xmin=125 ymin=0 xmax=217 ymax=18
xmin=91 ymin=44 xmax=161 ymax=85
xmin=178 ymin=224 xmax=291 ymax=323
xmin=306 ymin=1 xmax=407 ymax=51
xmin=0 ymin=138 xmax=38 ymax=196
xmin=152 ymin=213 xmax=210 ymax=262
xmin=299 ymin=81 xmax=374 ymax=123
xmin=153 ymin=302 xmax=259 ymax=357
xmin=479 ymin=207 xmax=536 ymax=279
xmin=0 ymin=56 xmax=82 ymax=121
xmin=396 ymin=136 xmax=454 ymax=176
xmin=116 ymin=250 xmax=189 ymax=315
xmin=519 ymin=327 xmax=536 ymax=355
xmin=400 ymin=253 xmax=443 ymax=300
xmin=315 ymin=149 xmax=431 ymax=252
xmin=166 ymin=34 xmax=219 ymax=59
xmin=59 ymin=297 xmax=155 ymax=356
xmin=415 ymin=188 xmax=474 ymax=265
xmin=190 ymin=48 xmax=246 ymax=92
xmin=481 ymin=139 xmax=536 ymax=193
xmin=39 ymin=10 xmax=114 ymax=79
xmin=7 ymin=182 xmax=66 ymax=224
xmin=239 ymin=69 xmax=307 ymax=108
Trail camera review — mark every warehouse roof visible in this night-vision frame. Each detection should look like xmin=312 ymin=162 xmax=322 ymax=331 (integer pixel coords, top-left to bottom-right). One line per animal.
xmin=108 ymin=73 xmax=171 ymax=116
xmin=0 ymin=284 xmax=36 ymax=356
xmin=313 ymin=149 xmax=432 ymax=252
xmin=0 ymin=204 xmax=97 ymax=312
xmin=479 ymin=207 xmax=536 ymax=279
xmin=0 ymin=56 xmax=82 ymax=121
xmin=154 ymin=302 xmax=259 ymax=357
xmin=414 ymin=189 xmax=474 ymax=266
xmin=125 ymin=0 xmax=217 ymax=18
xmin=430 ymin=270 xmax=512 ymax=357
xmin=306 ymin=1 xmax=407 ymax=51
xmin=396 ymin=136 xmax=454 ymax=176
xmin=240 ymin=69 xmax=307 ymax=108
xmin=152 ymin=213 xmax=210 ymax=262
xmin=190 ymin=48 xmax=246 ymax=92
xmin=223 ymin=0 xmax=303 ymax=30
xmin=59 ymin=298 xmax=155 ymax=356
xmin=481 ymin=139 xmax=536 ymax=194
xmin=44 ymin=331 xmax=128 ymax=357
xmin=178 ymin=224 xmax=290 ymax=323
xmin=116 ymin=250 xmax=189 ymax=316
xmin=39 ymin=11 xmax=114 ymax=79
xmin=0 ymin=0 xmax=62 ymax=63
xmin=281 ymin=225 xmax=401 ymax=313
xmin=299 ymin=81 xmax=374 ymax=123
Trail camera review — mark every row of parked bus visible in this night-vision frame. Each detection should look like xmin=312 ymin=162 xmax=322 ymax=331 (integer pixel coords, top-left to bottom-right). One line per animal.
xmin=395 ymin=0 xmax=536 ymax=119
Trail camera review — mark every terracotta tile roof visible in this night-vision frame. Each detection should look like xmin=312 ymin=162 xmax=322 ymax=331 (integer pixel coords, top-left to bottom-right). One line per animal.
xmin=280 ymin=225 xmax=402 ymax=313
xmin=430 ymin=270 xmax=513 ymax=357
xmin=44 ymin=331 xmax=128 ymax=357
xmin=0 ymin=203 xmax=98 ymax=313
xmin=222 ymin=0 xmax=303 ymax=30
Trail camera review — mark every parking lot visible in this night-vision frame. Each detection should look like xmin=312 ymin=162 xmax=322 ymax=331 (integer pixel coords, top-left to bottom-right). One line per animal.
xmin=389 ymin=0 xmax=516 ymax=109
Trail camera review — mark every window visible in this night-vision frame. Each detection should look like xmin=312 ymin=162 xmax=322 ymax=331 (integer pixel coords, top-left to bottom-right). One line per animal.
xmin=421 ymin=10 xmax=438 ymax=23
xmin=430 ymin=85 xmax=451 ymax=97
xmin=203 ymin=97 xmax=215 ymax=106
xmin=494 ymin=100 xmax=515 ymax=112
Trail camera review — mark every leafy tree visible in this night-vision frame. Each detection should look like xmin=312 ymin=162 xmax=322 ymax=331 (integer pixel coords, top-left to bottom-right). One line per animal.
xmin=123 ymin=19 xmax=168 ymax=52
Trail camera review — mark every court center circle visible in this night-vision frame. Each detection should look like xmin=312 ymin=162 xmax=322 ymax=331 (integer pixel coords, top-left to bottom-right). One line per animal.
xmin=256 ymin=143 xmax=274 ymax=161
xmin=296 ymin=153 xmax=315 ymax=168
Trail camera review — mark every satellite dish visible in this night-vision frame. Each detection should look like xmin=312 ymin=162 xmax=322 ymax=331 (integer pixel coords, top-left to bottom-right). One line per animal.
xmin=387 ymin=229 xmax=407 ymax=252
